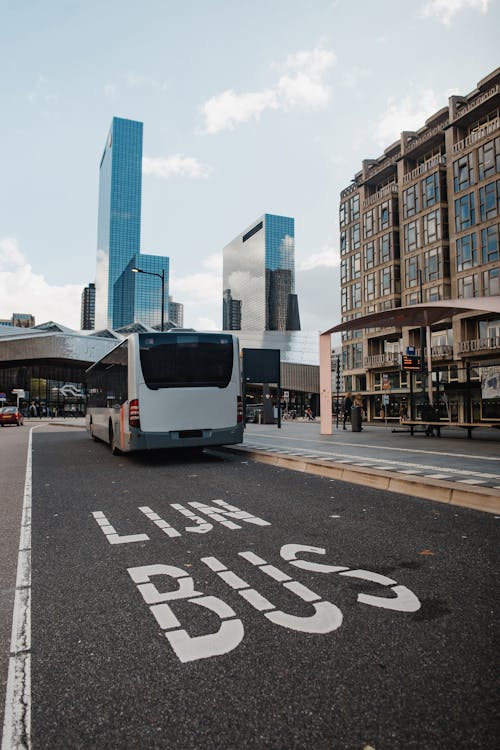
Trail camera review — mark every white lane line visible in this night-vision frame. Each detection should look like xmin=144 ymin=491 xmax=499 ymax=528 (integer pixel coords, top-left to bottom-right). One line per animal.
xmin=455 ymin=479 xmax=487 ymax=485
xmin=2 ymin=427 xmax=36 ymax=750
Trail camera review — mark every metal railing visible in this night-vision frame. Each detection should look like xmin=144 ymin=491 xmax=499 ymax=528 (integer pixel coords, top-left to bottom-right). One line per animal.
xmin=364 ymin=352 xmax=400 ymax=367
xmin=457 ymin=336 xmax=500 ymax=353
xmin=452 ymin=118 xmax=500 ymax=154
xmin=402 ymin=155 xmax=446 ymax=184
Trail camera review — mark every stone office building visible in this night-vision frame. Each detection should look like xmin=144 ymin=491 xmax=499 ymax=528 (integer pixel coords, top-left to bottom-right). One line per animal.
xmin=339 ymin=67 xmax=500 ymax=423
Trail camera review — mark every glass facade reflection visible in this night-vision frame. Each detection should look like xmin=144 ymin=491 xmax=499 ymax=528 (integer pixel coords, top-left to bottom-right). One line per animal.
xmin=134 ymin=254 xmax=170 ymax=328
xmin=95 ymin=117 xmax=169 ymax=330
xmin=223 ymin=214 xmax=300 ymax=331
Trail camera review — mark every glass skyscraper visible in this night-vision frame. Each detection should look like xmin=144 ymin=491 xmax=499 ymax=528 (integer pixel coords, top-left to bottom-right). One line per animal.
xmin=95 ymin=117 xmax=169 ymax=330
xmin=223 ymin=213 xmax=300 ymax=331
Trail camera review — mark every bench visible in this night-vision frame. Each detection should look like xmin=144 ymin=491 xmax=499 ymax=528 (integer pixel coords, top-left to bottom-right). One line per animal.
xmin=397 ymin=420 xmax=500 ymax=439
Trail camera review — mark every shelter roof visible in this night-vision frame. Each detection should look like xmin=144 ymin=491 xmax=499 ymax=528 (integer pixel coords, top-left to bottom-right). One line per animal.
xmin=322 ymin=297 xmax=500 ymax=335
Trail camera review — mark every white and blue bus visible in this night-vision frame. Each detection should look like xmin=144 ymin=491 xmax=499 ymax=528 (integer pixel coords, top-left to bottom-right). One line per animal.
xmin=85 ymin=331 xmax=244 ymax=454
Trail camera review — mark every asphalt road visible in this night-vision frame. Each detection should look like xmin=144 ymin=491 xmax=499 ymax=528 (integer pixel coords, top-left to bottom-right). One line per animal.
xmin=0 ymin=428 xmax=488 ymax=749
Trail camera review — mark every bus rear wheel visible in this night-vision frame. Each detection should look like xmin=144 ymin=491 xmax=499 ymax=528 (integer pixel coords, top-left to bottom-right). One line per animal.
xmin=109 ymin=422 xmax=121 ymax=455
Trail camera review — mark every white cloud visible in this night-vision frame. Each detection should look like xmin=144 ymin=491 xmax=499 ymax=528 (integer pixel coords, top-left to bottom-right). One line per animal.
xmin=373 ymin=89 xmax=440 ymax=147
xmin=421 ymin=0 xmax=490 ymax=25
xmin=170 ymin=254 xmax=222 ymax=329
xmin=299 ymin=246 xmax=340 ymax=271
xmin=201 ymin=89 xmax=278 ymax=134
xmin=143 ymin=155 xmax=212 ymax=179
xmin=200 ymin=44 xmax=336 ymax=134
xmin=0 ymin=238 xmax=84 ymax=329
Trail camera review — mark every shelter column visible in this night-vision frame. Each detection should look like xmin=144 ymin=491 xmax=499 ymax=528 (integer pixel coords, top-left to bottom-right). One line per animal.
xmin=319 ymin=333 xmax=332 ymax=435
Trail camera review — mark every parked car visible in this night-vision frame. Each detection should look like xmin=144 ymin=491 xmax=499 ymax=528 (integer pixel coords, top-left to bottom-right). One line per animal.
xmin=0 ymin=406 xmax=24 ymax=426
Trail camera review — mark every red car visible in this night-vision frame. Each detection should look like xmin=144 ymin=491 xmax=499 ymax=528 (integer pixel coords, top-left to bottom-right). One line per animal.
xmin=0 ymin=407 xmax=24 ymax=426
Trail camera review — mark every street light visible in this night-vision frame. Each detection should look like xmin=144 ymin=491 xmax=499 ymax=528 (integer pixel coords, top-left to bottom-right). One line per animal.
xmin=132 ymin=266 xmax=165 ymax=331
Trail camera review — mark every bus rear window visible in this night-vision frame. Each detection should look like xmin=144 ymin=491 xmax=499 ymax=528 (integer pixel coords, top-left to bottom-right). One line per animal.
xmin=139 ymin=333 xmax=234 ymax=388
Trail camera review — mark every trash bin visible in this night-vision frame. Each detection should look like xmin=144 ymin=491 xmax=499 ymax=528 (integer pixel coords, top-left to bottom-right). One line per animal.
xmin=351 ymin=405 xmax=362 ymax=432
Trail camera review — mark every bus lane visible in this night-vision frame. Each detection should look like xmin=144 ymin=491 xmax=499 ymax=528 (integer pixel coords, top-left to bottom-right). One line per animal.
xmin=16 ymin=429 xmax=498 ymax=749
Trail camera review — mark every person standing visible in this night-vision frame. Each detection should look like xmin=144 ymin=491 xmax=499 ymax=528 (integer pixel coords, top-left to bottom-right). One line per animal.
xmin=354 ymin=393 xmax=364 ymax=430
xmin=343 ymin=392 xmax=353 ymax=429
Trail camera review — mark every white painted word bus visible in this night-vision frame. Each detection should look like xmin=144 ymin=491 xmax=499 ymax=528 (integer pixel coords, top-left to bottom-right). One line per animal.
xmin=85 ymin=331 xmax=244 ymax=454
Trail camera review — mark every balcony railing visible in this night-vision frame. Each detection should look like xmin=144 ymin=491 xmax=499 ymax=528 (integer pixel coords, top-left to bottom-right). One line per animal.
xmin=452 ymin=118 xmax=500 ymax=155
xmin=402 ymin=155 xmax=446 ymax=184
xmin=429 ymin=344 xmax=453 ymax=358
xmin=457 ymin=336 xmax=500 ymax=354
xmin=362 ymin=184 xmax=398 ymax=208
xmin=364 ymin=352 xmax=400 ymax=367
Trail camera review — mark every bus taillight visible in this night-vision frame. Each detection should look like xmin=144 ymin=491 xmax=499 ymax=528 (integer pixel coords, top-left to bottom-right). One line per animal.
xmin=129 ymin=399 xmax=140 ymax=428
xmin=237 ymin=396 xmax=243 ymax=423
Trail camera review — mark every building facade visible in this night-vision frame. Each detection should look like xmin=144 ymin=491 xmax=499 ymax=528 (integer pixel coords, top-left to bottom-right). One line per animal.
xmin=223 ymin=213 xmax=301 ymax=332
xmin=339 ymin=67 xmax=500 ymax=423
xmin=168 ymin=296 xmax=184 ymax=328
xmin=95 ymin=117 xmax=169 ymax=330
xmin=81 ymin=283 xmax=95 ymax=330
xmin=1 ymin=313 xmax=36 ymax=328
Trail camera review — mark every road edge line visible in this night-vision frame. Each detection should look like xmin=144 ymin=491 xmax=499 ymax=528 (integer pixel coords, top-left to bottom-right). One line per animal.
xmin=1 ymin=428 xmax=33 ymax=750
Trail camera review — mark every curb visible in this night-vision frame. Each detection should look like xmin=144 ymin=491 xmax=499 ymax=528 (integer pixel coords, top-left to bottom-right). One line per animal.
xmin=225 ymin=445 xmax=500 ymax=515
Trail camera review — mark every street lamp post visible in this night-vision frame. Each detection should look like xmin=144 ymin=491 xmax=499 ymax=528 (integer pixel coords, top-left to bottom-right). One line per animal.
xmin=132 ymin=267 xmax=165 ymax=331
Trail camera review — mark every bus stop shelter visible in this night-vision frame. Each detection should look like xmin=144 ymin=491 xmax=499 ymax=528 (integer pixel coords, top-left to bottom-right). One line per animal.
xmin=319 ymin=296 xmax=500 ymax=435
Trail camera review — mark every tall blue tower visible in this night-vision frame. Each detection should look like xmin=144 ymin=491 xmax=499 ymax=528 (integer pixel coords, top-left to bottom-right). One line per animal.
xmin=95 ymin=117 xmax=169 ymax=330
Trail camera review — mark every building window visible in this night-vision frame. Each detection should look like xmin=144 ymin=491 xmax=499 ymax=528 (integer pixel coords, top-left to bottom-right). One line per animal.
xmin=350 ymin=194 xmax=360 ymax=221
xmin=481 ymin=224 xmax=499 ymax=264
xmin=478 ymin=137 xmax=500 ymax=181
xmin=406 ymin=291 xmax=419 ymax=305
xmin=342 ymin=346 xmax=351 ymax=370
xmin=423 ymin=209 xmax=441 ymax=244
xmin=424 ymin=247 xmax=442 ymax=281
xmin=340 ymin=231 xmax=347 ymax=255
xmin=340 ymin=202 xmax=348 ymax=228
xmin=350 ymin=282 xmax=361 ymax=309
xmin=404 ymin=221 xmax=420 ymax=252
xmin=479 ymin=180 xmax=500 ymax=220
xmin=379 ymin=267 xmax=392 ymax=294
xmin=454 ymin=193 xmax=476 ymax=231
xmin=352 ymin=343 xmax=363 ymax=369
xmin=457 ymin=273 xmax=478 ymax=298
xmin=453 ymin=153 xmax=475 ymax=192
xmin=351 ymin=252 xmax=361 ymax=279
xmin=341 ymin=286 xmax=348 ymax=312
xmin=380 ymin=233 xmax=392 ymax=263
xmin=427 ymin=286 xmax=441 ymax=302
xmin=379 ymin=201 xmax=390 ymax=229
xmin=363 ymin=209 xmax=375 ymax=238
xmin=351 ymin=223 xmax=360 ymax=250
xmin=340 ymin=259 xmax=349 ymax=284
xmin=365 ymin=272 xmax=376 ymax=302
xmin=405 ymin=256 xmax=419 ymax=288
xmin=483 ymin=267 xmax=500 ymax=296
xmin=403 ymin=184 xmax=419 ymax=218
xmin=422 ymin=172 xmax=439 ymax=208
xmin=456 ymin=233 xmax=477 ymax=271
xmin=364 ymin=242 xmax=375 ymax=270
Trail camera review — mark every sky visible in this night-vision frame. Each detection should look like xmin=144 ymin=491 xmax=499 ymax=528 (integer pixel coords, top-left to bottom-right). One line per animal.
xmin=0 ymin=0 xmax=498 ymax=333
